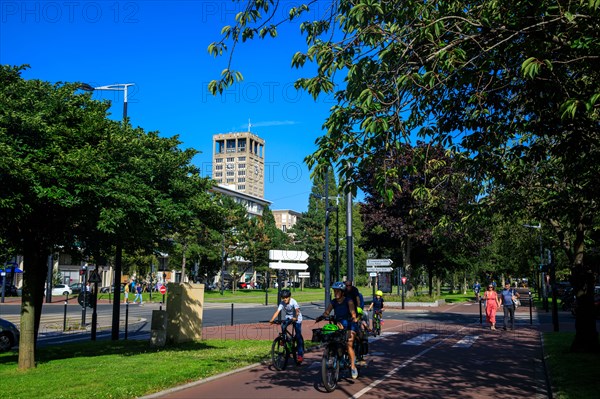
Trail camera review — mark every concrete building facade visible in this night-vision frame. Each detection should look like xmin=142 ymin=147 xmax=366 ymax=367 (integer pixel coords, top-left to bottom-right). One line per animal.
xmin=272 ymin=209 xmax=302 ymax=232
xmin=212 ymin=131 xmax=265 ymax=198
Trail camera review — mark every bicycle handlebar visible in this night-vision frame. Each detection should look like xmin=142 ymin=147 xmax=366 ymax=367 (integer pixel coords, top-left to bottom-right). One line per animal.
xmin=270 ymin=319 xmax=294 ymax=325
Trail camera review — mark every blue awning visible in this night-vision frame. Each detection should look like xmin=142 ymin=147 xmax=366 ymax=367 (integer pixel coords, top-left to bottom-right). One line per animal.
xmin=0 ymin=267 xmax=23 ymax=273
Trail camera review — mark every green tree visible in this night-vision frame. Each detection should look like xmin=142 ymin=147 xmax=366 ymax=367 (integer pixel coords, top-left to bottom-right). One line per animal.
xmin=0 ymin=65 xmax=121 ymax=368
xmin=209 ymin=0 xmax=600 ymax=352
xmin=0 ymin=66 xmax=215 ymax=369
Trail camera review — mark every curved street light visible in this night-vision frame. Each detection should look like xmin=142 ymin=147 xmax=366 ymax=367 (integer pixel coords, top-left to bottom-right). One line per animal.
xmin=79 ymin=83 xmax=135 ymax=122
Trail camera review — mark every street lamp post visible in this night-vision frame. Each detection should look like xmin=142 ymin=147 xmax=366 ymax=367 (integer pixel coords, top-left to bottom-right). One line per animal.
xmin=80 ymin=82 xmax=135 ymax=340
xmin=345 ymin=174 xmax=354 ymax=282
xmin=324 ymin=173 xmax=331 ymax=305
xmin=311 ymin=188 xmax=339 ymax=305
xmin=524 ymin=223 xmax=548 ymax=311
xmin=79 ymin=83 xmax=134 ymax=122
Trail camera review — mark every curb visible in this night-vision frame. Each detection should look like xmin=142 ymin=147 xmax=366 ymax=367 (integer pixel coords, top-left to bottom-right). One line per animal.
xmin=138 ymin=362 xmax=263 ymax=399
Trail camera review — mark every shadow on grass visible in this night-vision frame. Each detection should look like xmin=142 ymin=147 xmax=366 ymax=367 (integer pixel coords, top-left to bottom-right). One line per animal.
xmin=0 ymin=340 xmax=227 ymax=366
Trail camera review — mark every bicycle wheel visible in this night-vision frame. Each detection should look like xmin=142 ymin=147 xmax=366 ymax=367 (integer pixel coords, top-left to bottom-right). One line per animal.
xmin=374 ymin=315 xmax=381 ymax=336
xmin=321 ymin=347 xmax=339 ymax=392
xmin=271 ymin=337 xmax=287 ymax=371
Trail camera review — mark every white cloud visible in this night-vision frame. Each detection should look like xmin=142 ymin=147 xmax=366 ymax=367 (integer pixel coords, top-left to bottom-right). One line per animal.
xmin=240 ymin=120 xmax=298 ymax=129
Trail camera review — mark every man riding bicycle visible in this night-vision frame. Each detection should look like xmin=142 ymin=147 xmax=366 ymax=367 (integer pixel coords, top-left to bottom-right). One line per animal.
xmin=317 ymin=281 xmax=359 ymax=379
xmin=269 ymin=289 xmax=304 ymax=363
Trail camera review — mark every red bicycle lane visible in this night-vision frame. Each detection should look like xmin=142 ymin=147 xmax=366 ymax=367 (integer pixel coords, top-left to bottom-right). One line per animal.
xmin=142 ymin=312 xmax=549 ymax=399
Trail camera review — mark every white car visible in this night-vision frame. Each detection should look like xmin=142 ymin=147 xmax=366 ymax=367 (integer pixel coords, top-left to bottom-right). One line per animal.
xmin=44 ymin=284 xmax=73 ymax=296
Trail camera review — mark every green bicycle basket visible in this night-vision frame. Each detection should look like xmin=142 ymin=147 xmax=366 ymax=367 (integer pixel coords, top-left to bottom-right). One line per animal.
xmin=322 ymin=324 xmax=339 ymax=334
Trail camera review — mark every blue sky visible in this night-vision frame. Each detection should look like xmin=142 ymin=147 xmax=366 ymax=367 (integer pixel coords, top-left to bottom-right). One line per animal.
xmin=1 ymin=1 xmax=342 ymax=212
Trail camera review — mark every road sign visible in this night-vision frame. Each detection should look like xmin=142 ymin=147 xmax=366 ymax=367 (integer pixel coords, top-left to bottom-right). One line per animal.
xmin=366 ymin=267 xmax=393 ymax=273
xmin=269 ymin=262 xmax=309 ymax=270
xmin=298 ymin=272 xmax=310 ymax=278
xmin=269 ymin=250 xmax=309 ymax=262
xmin=369 ymin=272 xmax=377 ymax=277
xmin=366 ymin=259 xmax=393 ymax=267
xmin=88 ymin=270 xmax=102 ymax=284
xmin=159 ymin=285 xmax=167 ymax=295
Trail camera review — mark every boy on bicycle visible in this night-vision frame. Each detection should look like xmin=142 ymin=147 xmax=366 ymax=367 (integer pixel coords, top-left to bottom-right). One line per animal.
xmin=368 ymin=290 xmax=385 ymax=331
xmin=269 ymin=289 xmax=305 ymax=363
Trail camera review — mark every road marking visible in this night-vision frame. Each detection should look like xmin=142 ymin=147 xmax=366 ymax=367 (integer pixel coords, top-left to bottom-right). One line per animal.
xmin=452 ymin=335 xmax=479 ymax=348
xmin=401 ymin=333 xmax=437 ymax=346
xmin=369 ymin=332 xmax=398 ymax=342
xmin=350 ymin=328 xmax=466 ymax=399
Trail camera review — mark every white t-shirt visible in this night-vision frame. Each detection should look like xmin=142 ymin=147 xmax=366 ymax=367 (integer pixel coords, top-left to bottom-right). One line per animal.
xmin=278 ymin=298 xmax=302 ymax=322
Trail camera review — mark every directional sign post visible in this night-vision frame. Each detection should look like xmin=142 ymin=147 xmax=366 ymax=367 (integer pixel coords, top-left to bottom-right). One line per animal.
xmin=367 ymin=259 xmax=394 ymax=294
xmin=366 ymin=266 xmax=393 ymax=273
xmin=366 ymin=259 xmax=393 ymax=267
xmin=269 ymin=250 xmax=310 ymax=301
xmin=269 ymin=250 xmax=309 ymax=262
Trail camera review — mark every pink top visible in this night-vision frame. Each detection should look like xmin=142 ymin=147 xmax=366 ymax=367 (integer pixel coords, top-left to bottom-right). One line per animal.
xmin=485 ymin=291 xmax=498 ymax=301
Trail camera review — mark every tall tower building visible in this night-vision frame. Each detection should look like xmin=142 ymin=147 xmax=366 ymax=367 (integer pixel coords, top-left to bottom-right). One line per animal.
xmin=212 ymin=131 xmax=265 ymax=198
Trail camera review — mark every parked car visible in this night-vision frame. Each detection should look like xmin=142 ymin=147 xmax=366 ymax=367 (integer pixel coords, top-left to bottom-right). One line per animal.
xmin=0 ymin=318 xmax=20 ymax=352
xmin=69 ymin=283 xmax=84 ymax=294
xmin=44 ymin=284 xmax=72 ymax=296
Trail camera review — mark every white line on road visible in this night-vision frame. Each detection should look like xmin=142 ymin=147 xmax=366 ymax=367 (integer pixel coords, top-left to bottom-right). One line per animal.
xmin=452 ymin=335 xmax=479 ymax=348
xmin=350 ymin=328 xmax=466 ymax=399
xmin=401 ymin=333 xmax=437 ymax=345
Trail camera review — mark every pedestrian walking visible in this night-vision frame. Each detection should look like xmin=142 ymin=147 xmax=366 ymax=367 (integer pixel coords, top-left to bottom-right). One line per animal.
xmin=473 ymin=281 xmax=481 ymax=301
xmin=500 ymin=282 xmax=520 ymax=330
xmin=124 ymin=281 xmax=130 ymax=304
xmin=133 ymin=283 xmax=143 ymax=304
xmin=484 ymin=284 xmax=501 ymax=330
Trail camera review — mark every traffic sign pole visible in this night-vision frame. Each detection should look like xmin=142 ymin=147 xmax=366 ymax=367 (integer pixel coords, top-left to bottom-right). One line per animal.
xmin=91 ymin=279 xmax=99 ymax=341
xmin=401 ymin=277 xmax=407 ymax=309
xmin=80 ymin=266 xmax=87 ymax=328
xmin=159 ymin=284 xmax=167 ymax=310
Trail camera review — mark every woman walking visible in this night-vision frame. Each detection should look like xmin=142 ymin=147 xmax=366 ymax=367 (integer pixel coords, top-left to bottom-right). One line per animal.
xmin=484 ymin=284 xmax=501 ymax=330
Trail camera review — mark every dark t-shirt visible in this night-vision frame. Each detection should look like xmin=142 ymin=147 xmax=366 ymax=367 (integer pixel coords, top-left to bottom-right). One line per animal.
xmin=331 ymin=296 xmax=353 ymax=321
xmin=372 ymin=297 xmax=384 ymax=311
xmin=346 ymin=286 xmax=364 ymax=309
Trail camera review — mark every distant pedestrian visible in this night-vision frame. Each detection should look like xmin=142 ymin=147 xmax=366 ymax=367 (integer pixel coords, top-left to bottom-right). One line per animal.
xmin=473 ymin=281 xmax=481 ymax=301
xmin=124 ymin=282 xmax=130 ymax=304
xmin=500 ymin=282 xmax=520 ymax=330
xmin=484 ymin=284 xmax=501 ymax=330
xmin=133 ymin=283 xmax=143 ymax=304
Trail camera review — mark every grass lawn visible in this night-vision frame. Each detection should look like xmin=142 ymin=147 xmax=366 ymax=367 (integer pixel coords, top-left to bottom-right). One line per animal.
xmin=543 ymin=332 xmax=600 ymax=399
xmin=95 ymin=287 xmax=326 ymax=305
xmin=95 ymin=286 xmax=475 ymax=306
xmin=0 ymin=339 xmax=274 ymax=399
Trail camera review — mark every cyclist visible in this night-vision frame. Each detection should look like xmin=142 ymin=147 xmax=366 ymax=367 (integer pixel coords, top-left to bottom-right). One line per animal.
xmin=345 ymin=280 xmax=364 ymax=311
xmin=317 ymin=281 xmax=359 ymax=379
xmin=368 ymin=290 xmax=385 ymax=331
xmin=269 ymin=289 xmax=305 ymax=363
xmin=473 ymin=281 xmax=481 ymax=301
